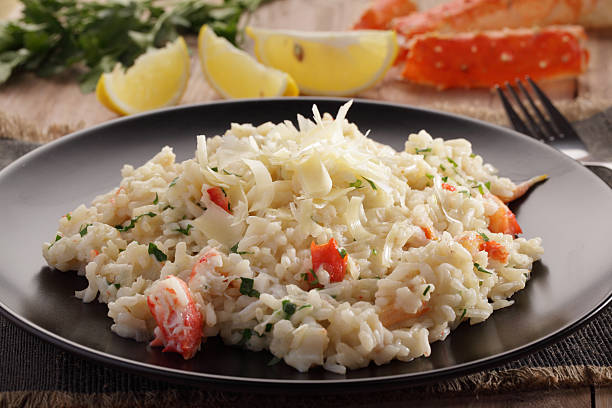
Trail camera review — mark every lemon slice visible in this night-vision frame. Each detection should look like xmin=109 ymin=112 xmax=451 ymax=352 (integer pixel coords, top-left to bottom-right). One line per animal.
xmin=198 ymin=25 xmax=298 ymax=99
xmin=246 ymin=27 xmax=398 ymax=96
xmin=96 ymin=36 xmax=190 ymax=115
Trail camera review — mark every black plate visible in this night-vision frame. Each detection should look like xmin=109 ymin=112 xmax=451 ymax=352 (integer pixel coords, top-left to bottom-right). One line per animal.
xmin=0 ymin=98 xmax=610 ymax=391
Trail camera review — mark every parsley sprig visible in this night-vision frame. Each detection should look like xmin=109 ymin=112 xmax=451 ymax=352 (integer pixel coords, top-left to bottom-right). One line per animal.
xmin=239 ymin=277 xmax=260 ymax=298
xmin=0 ymin=0 xmax=273 ymax=92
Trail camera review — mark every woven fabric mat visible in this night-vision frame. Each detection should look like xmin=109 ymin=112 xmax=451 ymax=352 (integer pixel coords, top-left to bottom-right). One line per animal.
xmin=0 ymin=110 xmax=611 ymax=406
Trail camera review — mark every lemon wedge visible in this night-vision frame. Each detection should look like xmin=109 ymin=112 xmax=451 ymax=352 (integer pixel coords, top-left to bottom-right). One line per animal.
xmin=96 ymin=36 xmax=190 ymax=115
xmin=246 ymin=27 xmax=398 ymax=96
xmin=198 ymin=25 xmax=298 ymax=99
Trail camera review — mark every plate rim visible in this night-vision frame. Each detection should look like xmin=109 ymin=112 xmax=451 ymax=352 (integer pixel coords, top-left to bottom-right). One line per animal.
xmin=1 ymin=97 xmax=610 ymax=389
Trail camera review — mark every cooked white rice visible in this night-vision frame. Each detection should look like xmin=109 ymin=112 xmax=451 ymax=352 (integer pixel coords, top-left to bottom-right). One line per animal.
xmin=43 ymin=101 xmax=543 ymax=374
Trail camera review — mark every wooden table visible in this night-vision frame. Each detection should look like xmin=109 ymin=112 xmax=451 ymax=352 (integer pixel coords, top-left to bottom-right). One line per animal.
xmin=0 ymin=0 xmax=611 ymax=144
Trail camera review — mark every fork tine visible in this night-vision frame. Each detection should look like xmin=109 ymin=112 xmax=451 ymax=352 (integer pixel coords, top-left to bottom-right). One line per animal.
xmin=504 ymin=82 xmax=547 ymax=142
xmin=526 ymin=76 xmax=580 ymax=140
xmin=495 ymin=85 xmax=532 ymax=137
xmin=515 ymin=79 xmax=556 ymax=142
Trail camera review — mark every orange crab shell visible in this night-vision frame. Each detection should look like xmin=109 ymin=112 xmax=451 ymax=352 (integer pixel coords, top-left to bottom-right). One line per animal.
xmin=354 ymin=0 xmax=417 ymax=30
xmin=401 ymin=25 xmax=589 ymax=89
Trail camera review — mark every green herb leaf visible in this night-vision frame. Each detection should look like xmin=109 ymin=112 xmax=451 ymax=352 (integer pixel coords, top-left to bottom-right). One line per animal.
xmin=416 ymin=147 xmax=432 ymax=154
xmin=239 ymin=277 xmax=260 ymax=298
xmin=371 ymin=248 xmax=378 ymax=256
xmin=237 ymin=328 xmax=252 ymax=346
xmin=48 ymin=234 xmax=62 ymax=249
xmin=441 ymin=176 xmax=448 ymax=182
xmin=425 ymin=173 xmax=434 ymax=180
xmin=115 ymin=212 xmax=156 ymax=232
xmin=447 ymin=157 xmax=458 ymax=167
xmin=174 ymin=224 xmax=193 ymax=236
xmin=338 ymin=249 xmax=347 ymax=258
xmin=470 ymin=153 xmax=476 ymax=158
xmin=349 ymin=179 xmax=363 ymax=189
xmin=282 ymin=299 xmax=297 ymax=319
xmin=65 ymin=213 xmax=72 ymax=221
xmin=439 ymin=164 xmax=446 ymax=172
xmin=265 ymin=323 xmax=273 ymax=333
xmin=162 ymin=204 xmax=174 ymax=211
xmin=210 ymin=167 xmax=218 ymax=172
xmin=423 ymin=285 xmax=431 ymax=296
xmin=460 ymin=308 xmax=467 ymax=319
xmin=297 ymin=304 xmax=312 ymax=311
xmin=230 ymin=242 xmax=253 ymax=255
xmin=114 ymin=283 xmax=121 ymax=289
xmin=362 ymin=176 xmax=377 ymax=190
xmin=473 ymin=262 xmax=492 ymax=274
xmin=485 ymin=181 xmax=491 ymax=191
xmin=153 ymin=192 xmax=159 ymax=205
xmin=148 ymin=243 xmax=167 ymax=262
xmin=79 ymin=223 xmax=92 ymax=237
xmin=169 ymin=177 xmax=179 ymax=187
xmin=478 ymin=232 xmax=490 ymax=242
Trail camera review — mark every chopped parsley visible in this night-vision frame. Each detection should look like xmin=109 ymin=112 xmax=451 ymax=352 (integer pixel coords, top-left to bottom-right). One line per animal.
xmin=338 ymin=249 xmax=347 ymax=258
xmin=439 ymin=164 xmax=446 ymax=172
xmin=267 ymin=356 xmax=281 ymax=366
xmin=478 ymin=232 xmax=490 ymax=242
xmin=210 ymin=167 xmax=218 ymax=172
xmin=447 ymin=157 xmax=458 ymax=167
xmin=425 ymin=173 xmax=434 ymax=180
xmin=371 ymin=248 xmax=378 ymax=256
xmin=79 ymin=223 xmax=92 ymax=237
xmin=162 ymin=204 xmax=174 ymax=211
xmin=485 ymin=181 xmax=491 ymax=191
xmin=459 ymin=190 xmax=470 ymax=196
xmin=230 ymin=242 xmax=253 ymax=255
xmin=479 ymin=280 xmax=484 ymax=286
xmin=423 ymin=285 xmax=431 ymax=296
xmin=363 ymin=176 xmax=377 ymax=190
xmin=174 ymin=224 xmax=193 ymax=236
xmin=148 ymin=243 xmax=167 ymax=262
xmin=470 ymin=153 xmax=476 ymax=158
xmin=115 ymin=212 xmax=156 ymax=232
xmin=460 ymin=308 xmax=467 ymax=319
xmin=302 ymin=269 xmax=319 ymax=286
xmin=65 ymin=213 xmax=72 ymax=221
xmin=169 ymin=177 xmax=179 ymax=187
xmin=265 ymin=323 xmax=274 ymax=333
xmin=239 ymin=278 xmax=260 ymax=298
xmin=48 ymin=234 xmax=62 ymax=249
xmin=237 ymin=328 xmax=252 ymax=346
xmin=282 ymin=299 xmax=297 ymax=319
xmin=416 ymin=147 xmax=432 ymax=154
xmin=297 ymin=304 xmax=312 ymax=311
xmin=349 ymin=179 xmax=364 ymax=189
xmin=473 ymin=184 xmax=485 ymax=195
xmin=474 ymin=262 xmax=492 ymax=274
xmin=153 ymin=193 xmax=159 ymax=205
xmin=441 ymin=176 xmax=448 ymax=182
xmin=113 ymin=283 xmax=121 ymax=289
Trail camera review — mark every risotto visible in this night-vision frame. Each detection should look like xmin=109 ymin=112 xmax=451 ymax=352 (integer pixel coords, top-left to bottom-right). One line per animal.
xmin=42 ymin=101 xmax=543 ymax=374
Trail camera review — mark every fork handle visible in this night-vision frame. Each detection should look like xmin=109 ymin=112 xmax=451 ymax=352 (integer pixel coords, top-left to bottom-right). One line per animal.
xmin=583 ymin=161 xmax=612 ymax=189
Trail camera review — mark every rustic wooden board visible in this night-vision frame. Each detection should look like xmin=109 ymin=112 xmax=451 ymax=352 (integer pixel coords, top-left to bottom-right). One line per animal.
xmin=0 ymin=0 xmax=610 ymax=143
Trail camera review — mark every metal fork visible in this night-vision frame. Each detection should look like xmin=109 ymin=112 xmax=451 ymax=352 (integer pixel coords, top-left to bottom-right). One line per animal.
xmin=496 ymin=77 xmax=612 ymax=175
